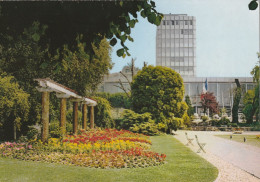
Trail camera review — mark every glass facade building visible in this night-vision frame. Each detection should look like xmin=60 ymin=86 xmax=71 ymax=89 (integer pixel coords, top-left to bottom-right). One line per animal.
xmin=156 ymin=14 xmax=196 ymax=77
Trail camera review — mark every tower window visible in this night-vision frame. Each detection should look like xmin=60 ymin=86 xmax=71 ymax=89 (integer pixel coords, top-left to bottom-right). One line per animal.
xmin=190 ymin=20 xmax=193 ymax=25
xmin=163 ymin=20 xmax=165 ymax=25
xmin=171 ymin=21 xmax=174 ymax=25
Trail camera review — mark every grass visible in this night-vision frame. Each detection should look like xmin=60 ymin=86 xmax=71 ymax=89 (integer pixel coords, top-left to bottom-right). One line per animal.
xmin=216 ymin=134 xmax=260 ymax=148
xmin=0 ymin=135 xmax=218 ymax=182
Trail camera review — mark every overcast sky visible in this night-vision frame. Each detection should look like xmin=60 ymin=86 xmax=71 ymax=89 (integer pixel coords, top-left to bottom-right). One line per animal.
xmin=110 ymin=0 xmax=259 ymax=77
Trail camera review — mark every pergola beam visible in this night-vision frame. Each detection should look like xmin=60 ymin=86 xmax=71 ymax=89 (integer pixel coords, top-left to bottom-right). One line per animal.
xmin=34 ymin=78 xmax=97 ymax=139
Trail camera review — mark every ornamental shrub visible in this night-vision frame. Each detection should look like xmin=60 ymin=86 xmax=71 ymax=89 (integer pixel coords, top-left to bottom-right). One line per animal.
xmin=121 ymin=109 xmax=159 ymax=135
xmin=182 ymin=112 xmax=191 ymax=128
xmin=131 ymin=66 xmax=188 ymax=132
xmin=93 ymin=97 xmax=115 ymax=128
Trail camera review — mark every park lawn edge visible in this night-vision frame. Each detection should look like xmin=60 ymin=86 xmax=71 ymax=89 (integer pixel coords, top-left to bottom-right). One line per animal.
xmin=0 ymin=135 xmax=218 ymax=182
xmin=215 ymin=134 xmax=260 ymax=149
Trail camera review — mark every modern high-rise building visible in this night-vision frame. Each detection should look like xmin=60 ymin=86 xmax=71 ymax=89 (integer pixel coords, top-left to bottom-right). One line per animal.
xmin=156 ymin=14 xmax=196 ymax=77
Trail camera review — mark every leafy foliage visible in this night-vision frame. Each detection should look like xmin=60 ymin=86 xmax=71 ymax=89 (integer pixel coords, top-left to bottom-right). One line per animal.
xmin=0 ymin=1 xmax=163 ymax=58
xmin=0 ymin=74 xmax=30 ymax=140
xmin=93 ymin=97 xmax=115 ymax=128
xmin=243 ymin=85 xmax=259 ymax=123
xmin=250 ymin=65 xmax=259 ymax=83
xmin=249 ymin=0 xmax=258 ymax=10
xmin=185 ymin=95 xmax=194 ymax=117
xmin=56 ymin=38 xmax=113 ymax=94
xmin=120 ymin=109 xmax=159 ymax=135
xmin=0 ymin=22 xmax=113 ymax=135
xmin=200 ymin=92 xmax=218 ymax=115
xmin=182 ymin=112 xmax=191 ymax=128
xmin=232 ymin=87 xmax=242 ymax=123
xmin=131 ymin=66 xmax=187 ymax=132
xmin=95 ymin=92 xmax=131 ymax=109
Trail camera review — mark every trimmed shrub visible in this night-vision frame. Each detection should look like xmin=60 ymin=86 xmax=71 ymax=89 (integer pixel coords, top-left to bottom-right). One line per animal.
xmin=121 ymin=109 xmax=159 ymax=135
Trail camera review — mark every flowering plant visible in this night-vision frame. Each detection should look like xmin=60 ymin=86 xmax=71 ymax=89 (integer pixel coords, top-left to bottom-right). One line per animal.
xmin=0 ymin=129 xmax=166 ymax=168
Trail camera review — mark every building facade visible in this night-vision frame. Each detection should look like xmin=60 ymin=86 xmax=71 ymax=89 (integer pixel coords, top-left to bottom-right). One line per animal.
xmin=99 ymin=70 xmax=254 ymax=114
xmin=98 ymin=14 xmax=255 ymax=116
xmin=156 ymin=14 xmax=196 ymax=77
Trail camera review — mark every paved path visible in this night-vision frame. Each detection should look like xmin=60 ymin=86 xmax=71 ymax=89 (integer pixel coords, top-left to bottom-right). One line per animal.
xmin=174 ymin=130 xmax=260 ymax=182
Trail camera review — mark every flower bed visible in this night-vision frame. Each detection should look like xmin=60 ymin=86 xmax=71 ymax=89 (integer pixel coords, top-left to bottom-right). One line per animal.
xmin=0 ymin=129 xmax=166 ymax=168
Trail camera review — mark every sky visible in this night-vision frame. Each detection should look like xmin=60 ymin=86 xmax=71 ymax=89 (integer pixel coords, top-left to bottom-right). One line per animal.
xmin=110 ymin=0 xmax=259 ymax=77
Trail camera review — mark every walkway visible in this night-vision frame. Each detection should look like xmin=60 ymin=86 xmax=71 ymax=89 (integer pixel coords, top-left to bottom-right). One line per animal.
xmin=174 ymin=130 xmax=260 ymax=182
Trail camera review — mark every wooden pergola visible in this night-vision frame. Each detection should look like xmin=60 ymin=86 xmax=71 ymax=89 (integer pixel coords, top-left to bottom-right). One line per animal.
xmin=35 ymin=78 xmax=97 ymax=143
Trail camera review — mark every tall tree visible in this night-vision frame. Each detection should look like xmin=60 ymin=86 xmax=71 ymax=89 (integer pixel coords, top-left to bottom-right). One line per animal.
xmin=232 ymin=79 xmax=242 ymax=123
xmin=243 ymin=65 xmax=260 ymax=123
xmin=200 ymin=92 xmax=218 ymax=115
xmin=243 ymin=87 xmax=259 ymax=123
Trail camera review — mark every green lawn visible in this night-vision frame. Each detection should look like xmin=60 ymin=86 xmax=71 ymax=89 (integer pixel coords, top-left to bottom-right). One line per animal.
xmin=0 ymin=135 xmax=218 ymax=182
xmin=216 ymin=134 xmax=260 ymax=148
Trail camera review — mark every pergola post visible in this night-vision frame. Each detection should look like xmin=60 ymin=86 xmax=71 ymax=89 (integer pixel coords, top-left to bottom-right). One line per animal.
xmin=90 ymin=106 xmax=94 ymax=129
xmin=41 ymin=91 xmax=50 ymax=143
xmin=56 ymin=93 xmax=70 ymax=136
xmin=35 ymin=79 xmax=97 ymax=137
xmin=60 ymin=98 xmax=66 ymax=135
xmin=73 ymin=102 xmax=78 ymax=134
xmin=82 ymin=104 xmax=88 ymax=130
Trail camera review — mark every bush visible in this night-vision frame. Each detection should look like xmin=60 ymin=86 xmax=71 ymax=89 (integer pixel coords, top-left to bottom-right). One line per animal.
xmin=182 ymin=113 xmax=191 ymax=127
xmin=130 ymin=120 xmax=160 ymax=136
xmin=231 ymin=123 xmax=238 ymax=128
xmin=49 ymin=120 xmax=73 ymax=138
xmin=201 ymin=116 xmax=208 ymax=122
xmin=121 ymin=110 xmax=159 ymax=135
xmin=131 ymin=66 xmax=188 ymax=132
xmin=251 ymin=122 xmax=260 ymax=131
xmin=95 ymin=92 xmax=131 ymax=109
xmin=109 ymin=93 xmax=131 ymax=109
xmin=93 ymin=97 xmax=115 ymax=128
xmin=0 ymin=74 xmax=30 ymax=140
xmin=209 ymin=119 xmax=219 ymax=126
xmin=219 ymin=117 xmax=230 ymax=125
xmin=26 ymin=127 xmax=41 ymax=140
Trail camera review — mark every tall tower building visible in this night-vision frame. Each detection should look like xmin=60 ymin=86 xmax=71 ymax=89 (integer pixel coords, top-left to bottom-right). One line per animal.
xmin=156 ymin=14 xmax=196 ymax=77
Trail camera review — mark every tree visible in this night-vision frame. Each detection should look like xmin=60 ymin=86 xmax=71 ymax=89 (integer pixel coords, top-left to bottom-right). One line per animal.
xmin=200 ymin=92 xmax=218 ymax=115
xmin=243 ymin=88 xmax=259 ymax=123
xmin=131 ymin=66 xmax=188 ymax=132
xmin=185 ymin=95 xmax=194 ymax=117
xmin=0 ymin=22 xmax=113 ymax=136
xmin=0 ymin=74 xmax=30 ymax=140
xmin=232 ymin=79 xmax=242 ymax=123
xmin=56 ymin=37 xmax=113 ymax=95
xmin=250 ymin=65 xmax=259 ymax=83
xmin=115 ymin=58 xmax=137 ymax=98
xmin=0 ymin=1 xmax=163 ymax=59
xmin=243 ymin=65 xmax=260 ymax=123
xmin=249 ymin=0 xmax=259 ymax=10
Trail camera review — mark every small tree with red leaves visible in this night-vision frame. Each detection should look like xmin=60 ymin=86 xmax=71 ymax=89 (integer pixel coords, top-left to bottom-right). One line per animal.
xmin=200 ymin=92 xmax=218 ymax=115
